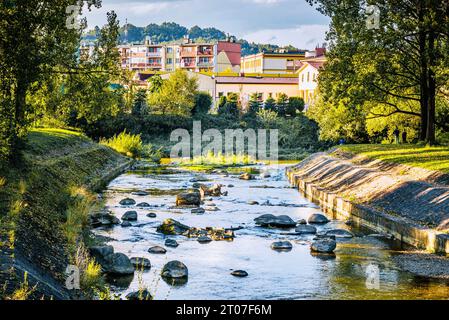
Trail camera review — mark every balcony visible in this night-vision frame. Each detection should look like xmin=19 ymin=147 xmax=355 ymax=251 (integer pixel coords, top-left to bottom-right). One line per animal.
xmin=197 ymin=49 xmax=213 ymax=56
xmin=197 ymin=61 xmax=213 ymax=67
xmin=180 ymin=50 xmax=197 ymax=58
xmin=147 ymin=51 xmax=162 ymax=57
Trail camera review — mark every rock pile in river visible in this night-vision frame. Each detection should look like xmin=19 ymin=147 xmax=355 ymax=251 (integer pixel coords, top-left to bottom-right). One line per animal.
xmin=88 ymin=210 xmax=120 ymax=228
xmin=254 ymin=214 xmax=296 ymax=228
xmin=308 ymin=213 xmax=330 ymax=224
xmin=176 ymin=191 xmax=201 ymax=207
xmin=89 ymin=246 xmax=134 ymax=275
xmin=157 ymin=219 xmax=191 ymax=235
xmin=161 ymin=261 xmax=188 ymax=279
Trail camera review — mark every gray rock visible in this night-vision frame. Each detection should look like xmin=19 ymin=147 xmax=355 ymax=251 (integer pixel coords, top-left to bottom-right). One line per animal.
xmin=297 ymin=219 xmax=307 ymax=225
xmin=205 ymin=206 xmax=220 ymax=212
xmin=231 ymin=270 xmax=248 ymax=277
xmin=121 ymin=221 xmax=132 ymax=228
xmin=239 ymin=173 xmax=254 ymax=180
xmin=89 ymin=210 xmax=120 ymax=228
xmin=89 ymin=246 xmax=114 ymax=271
xmin=136 ymin=202 xmax=151 ymax=208
xmin=157 ymin=219 xmax=190 ymax=235
xmin=308 ymin=213 xmax=330 ymax=224
xmin=248 ymin=201 xmax=259 ymax=205
xmin=119 ymin=198 xmax=136 ymax=206
xmin=313 ymin=234 xmax=336 ymax=241
xmin=126 ymin=290 xmax=153 ymax=300
xmin=176 ymin=191 xmax=201 ymax=206
xmin=165 ymin=239 xmax=179 ymax=248
xmin=254 ymin=214 xmax=296 ymax=228
xmin=131 ymin=191 xmax=149 ymax=196
xmin=191 ymin=208 xmax=206 ymax=214
xmin=148 ymin=246 xmax=167 ymax=254
xmin=130 ymin=257 xmax=151 ymax=270
xmin=311 ymin=239 xmax=337 ymax=253
xmin=161 ymin=261 xmax=188 ymax=279
xmin=325 ymin=229 xmax=354 ymax=238
xmin=295 ymin=224 xmax=317 ymax=234
xmin=198 ymin=236 xmax=212 ymax=243
xmin=345 ymin=219 xmax=354 ymax=226
xmin=109 ymin=253 xmax=134 ymax=275
xmin=121 ymin=211 xmax=138 ymax=221
xmin=228 ymin=184 xmax=235 ymax=188
xmin=271 ymin=241 xmax=293 ymax=250
xmin=200 ymin=184 xmax=223 ymax=197
xmin=146 ymin=213 xmax=157 ymax=218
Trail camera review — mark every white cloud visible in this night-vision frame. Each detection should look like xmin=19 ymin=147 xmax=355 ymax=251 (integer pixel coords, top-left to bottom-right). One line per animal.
xmin=242 ymin=24 xmax=328 ymax=50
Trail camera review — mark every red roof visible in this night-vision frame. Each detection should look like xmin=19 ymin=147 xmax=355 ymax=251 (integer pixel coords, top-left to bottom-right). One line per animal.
xmin=216 ymin=77 xmax=298 ymax=85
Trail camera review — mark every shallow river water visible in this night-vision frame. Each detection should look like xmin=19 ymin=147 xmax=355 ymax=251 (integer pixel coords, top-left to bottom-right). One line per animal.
xmin=94 ymin=163 xmax=449 ymax=300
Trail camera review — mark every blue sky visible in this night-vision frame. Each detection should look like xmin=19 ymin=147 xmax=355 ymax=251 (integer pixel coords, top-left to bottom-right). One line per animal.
xmin=83 ymin=0 xmax=330 ymax=50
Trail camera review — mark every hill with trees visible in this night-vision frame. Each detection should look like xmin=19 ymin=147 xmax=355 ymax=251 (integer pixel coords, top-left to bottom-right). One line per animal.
xmin=83 ymin=22 xmax=297 ymax=55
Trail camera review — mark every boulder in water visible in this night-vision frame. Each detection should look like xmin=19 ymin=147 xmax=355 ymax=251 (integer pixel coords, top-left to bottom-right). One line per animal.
xmin=295 ymin=224 xmax=317 ymax=234
xmin=325 ymin=229 xmax=354 ymax=238
xmin=88 ymin=210 xmax=120 ymax=228
xmin=131 ymin=191 xmax=149 ymax=196
xmin=308 ymin=213 xmax=330 ymax=224
xmin=109 ymin=253 xmax=134 ymax=275
xmin=121 ymin=211 xmax=138 ymax=221
xmin=271 ymin=241 xmax=293 ymax=251
xmin=239 ymin=173 xmax=254 ymax=180
xmin=161 ymin=261 xmax=188 ymax=279
xmin=176 ymin=191 xmax=201 ymax=206
xmin=231 ymin=270 xmax=248 ymax=278
xmin=157 ymin=219 xmax=190 ymax=235
xmin=198 ymin=236 xmax=212 ymax=243
xmin=148 ymin=246 xmax=167 ymax=254
xmin=126 ymin=290 xmax=153 ymax=301
xmin=146 ymin=212 xmax=157 ymax=218
xmin=130 ymin=257 xmax=151 ymax=270
xmin=119 ymin=198 xmax=136 ymax=206
xmin=311 ymin=239 xmax=337 ymax=253
xmin=165 ymin=239 xmax=179 ymax=248
xmin=254 ymin=214 xmax=296 ymax=228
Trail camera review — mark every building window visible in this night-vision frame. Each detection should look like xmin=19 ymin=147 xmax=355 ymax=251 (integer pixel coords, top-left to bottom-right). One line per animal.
xmin=307 ymin=72 xmax=310 ymax=82
xmin=166 ymin=58 xmax=173 ymax=64
xmin=302 ymin=74 xmax=305 ymax=82
xmin=166 ymin=47 xmax=173 ymax=53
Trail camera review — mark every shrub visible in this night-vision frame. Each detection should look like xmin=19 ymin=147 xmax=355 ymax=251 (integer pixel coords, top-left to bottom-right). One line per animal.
xmin=100 ymin=130 xmax=143 ymax=158
xmin=193 ymin=92 xmax=213 ymax=115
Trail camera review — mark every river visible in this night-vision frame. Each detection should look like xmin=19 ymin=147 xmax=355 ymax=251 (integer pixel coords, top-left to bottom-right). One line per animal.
xmin=93 ymin=162 xmax=449 ymax=300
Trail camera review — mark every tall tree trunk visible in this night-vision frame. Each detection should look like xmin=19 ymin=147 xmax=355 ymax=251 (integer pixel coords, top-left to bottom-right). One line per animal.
xmin=426 ymin=30 xmax=436 ymax=145
xmin=418 ymin=1 xmax=428 ymax=141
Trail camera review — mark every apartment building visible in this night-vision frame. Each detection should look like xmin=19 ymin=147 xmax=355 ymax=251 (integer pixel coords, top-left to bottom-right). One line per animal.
xmin=297 ymin=50 xmax=327 ymax=107
xmin=118 ymin=37 xmax=241 ymax=73
xmin=240 ymin=50 xmax=306 ymax=74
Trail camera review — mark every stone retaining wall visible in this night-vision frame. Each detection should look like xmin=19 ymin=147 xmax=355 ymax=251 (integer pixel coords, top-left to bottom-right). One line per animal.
xmin=287 ymin=153 xmax=449 ymax=254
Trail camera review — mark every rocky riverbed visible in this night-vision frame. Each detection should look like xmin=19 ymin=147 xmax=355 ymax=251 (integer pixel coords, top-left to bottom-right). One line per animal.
xmin=91 ymin=162 xmax=449 ymax=300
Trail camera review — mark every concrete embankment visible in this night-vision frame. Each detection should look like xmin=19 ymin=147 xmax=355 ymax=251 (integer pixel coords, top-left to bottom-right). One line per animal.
xmin=287 ymin=150 xmax=449 ymax=254
xmin=0 ymin=129 xmax=133 ymax=299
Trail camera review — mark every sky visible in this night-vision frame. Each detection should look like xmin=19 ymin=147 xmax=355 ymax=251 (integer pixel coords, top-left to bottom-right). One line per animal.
xmin=83 ymin=0 xmax=330 ymax=50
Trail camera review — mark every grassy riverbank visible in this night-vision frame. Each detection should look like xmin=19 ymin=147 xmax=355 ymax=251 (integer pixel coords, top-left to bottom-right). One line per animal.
xmin=0 ymin=128 xmax=130 ymax=299
xmin=336 ymin=144 xmax=449 ymax=174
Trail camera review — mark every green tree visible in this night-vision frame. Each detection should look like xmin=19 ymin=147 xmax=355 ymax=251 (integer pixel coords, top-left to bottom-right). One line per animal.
xmin=147 ymin=69 xmax=198 ymax=116
xmin=193 ymin=92 xmax=213 ymax=116
xmin=264 ymin=97 xmax=276 ymax=112
xmin=148 ymin=75 xmax=163 ymax=94
xmin=286 ymin=97 xmax=305 ymax=118
xmin=248 ymin=93 xmax=262 ymax=115
xmin=131 ymin=90 xmax=149 ymax=117
xmin=276 ymin=93 xmax=289 ymax=117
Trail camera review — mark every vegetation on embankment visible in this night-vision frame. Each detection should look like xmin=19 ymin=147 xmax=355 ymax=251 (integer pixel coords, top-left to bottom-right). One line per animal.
xmin=336 ymin=144 xmax=449 ymax=174
xmin=0 ymin=128 xmax=131 ymax=299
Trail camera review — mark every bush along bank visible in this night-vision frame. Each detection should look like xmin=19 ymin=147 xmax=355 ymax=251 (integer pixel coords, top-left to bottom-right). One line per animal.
xmin=0 ymin=129 xmax=132 ymax=300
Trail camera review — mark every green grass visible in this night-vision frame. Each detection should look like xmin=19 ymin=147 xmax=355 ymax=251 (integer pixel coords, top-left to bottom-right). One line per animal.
xmin=0 ymin=127 xmax=127 ymax=299
xmin=100 ymin=131 xmax=143 ymax=159
xmin=337 ymin=144 xmax=449 ymax=174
